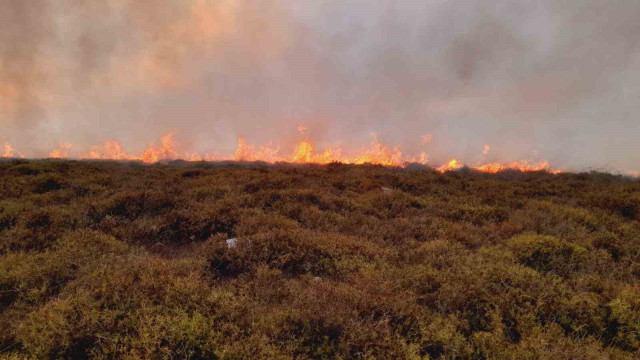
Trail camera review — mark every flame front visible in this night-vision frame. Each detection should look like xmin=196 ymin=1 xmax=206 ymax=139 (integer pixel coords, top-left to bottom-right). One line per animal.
xmin=48 ymin=143 xmax=73 ymax=159
xmin=8 ymin=127 xmax=580 ymax=174
xmin=86 ymin=141 xmax=130 ymax=160
xmin=437 ymin=159 xmax=462 ymax=172
xmin=291 ymin=141 xmax=314 ymax=163
xmin=472 ymin=161 xmax=554 ymax=174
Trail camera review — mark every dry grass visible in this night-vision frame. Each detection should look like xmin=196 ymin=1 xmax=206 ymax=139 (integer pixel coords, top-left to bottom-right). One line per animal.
xmin=0 ymin=159 xmax=639 ymax=359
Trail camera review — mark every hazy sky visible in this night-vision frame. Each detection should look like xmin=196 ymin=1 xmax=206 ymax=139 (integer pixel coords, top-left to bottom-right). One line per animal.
xmin=1 ymin=1 xmax=639 ymax=171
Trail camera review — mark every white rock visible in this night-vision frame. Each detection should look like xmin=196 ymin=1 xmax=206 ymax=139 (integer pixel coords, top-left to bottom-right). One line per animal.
xmin=381 ymin=186 xmax=393 ymax=193
xmin=226 ymin=238 xmax=237 ymax=249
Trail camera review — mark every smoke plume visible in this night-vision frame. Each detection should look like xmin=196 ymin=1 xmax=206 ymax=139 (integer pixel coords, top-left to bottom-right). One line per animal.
xmin=1 ymin=1 xmax=639 ymax=172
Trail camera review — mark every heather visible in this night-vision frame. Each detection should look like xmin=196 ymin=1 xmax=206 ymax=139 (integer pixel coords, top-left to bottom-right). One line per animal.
xmin=0 ymin=159 xmax=639 ymax=359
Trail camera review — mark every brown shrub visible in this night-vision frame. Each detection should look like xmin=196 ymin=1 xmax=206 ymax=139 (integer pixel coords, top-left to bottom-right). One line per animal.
xmin=0 ymin=161 xmax=639 ymax=359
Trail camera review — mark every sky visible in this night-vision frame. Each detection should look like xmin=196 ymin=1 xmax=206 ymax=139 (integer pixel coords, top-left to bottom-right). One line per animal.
xmin=1 ymin=0 xmax=639 ymax=172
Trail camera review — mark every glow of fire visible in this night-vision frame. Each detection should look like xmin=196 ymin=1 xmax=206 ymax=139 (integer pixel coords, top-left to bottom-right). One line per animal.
xmin=483 ymin=144 xmax=490 ymax=155
xmin=2 ymin=127 xmax=574 ymax=174
xmin=48 ymin=143 xmax=73 ymax=159
xmin=472 ymin=161 xmax=558 ymax=174
xmin=3 ymin=142 xmax=16 ymax=158
xmin=436 ymin=159 xmax=462 ymax=173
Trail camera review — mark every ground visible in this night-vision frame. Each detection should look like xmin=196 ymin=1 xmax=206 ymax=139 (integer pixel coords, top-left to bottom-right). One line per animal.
xmin=0 ymin=159 xmax=639 ymax=359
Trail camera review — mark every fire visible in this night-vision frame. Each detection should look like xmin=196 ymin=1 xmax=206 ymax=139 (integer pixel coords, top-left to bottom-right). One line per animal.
xmin=233 ymin=135 xmax=404 ymax=166
xmin=352 ymin=140 xmax=403 ymax=166
xmin=3 ymin=142 xmax=16 ymax=158
xmin=291 ymin=140 xmax=314 ymax=163
xmin=86 ymin=141 xmax=131 ymax=160
xmin=483 ymin=144 xmax=490 ymax=155
xmin=406 ymin=152 xmax=428 ymax=165
xmin=233 ymin=137 xmax=281 ymax=163
xmin=437 ymin=159 xmax=462 ymax=173
xmin=472 ymin=161 xmax=554 ymax=174
xmin=81 ymin=134 xmax=180 ymax=163
xmin=48 ymin=143 xmax=73 ymax=159
xmin=11 ymin=127 xmax=571 ymax=174
xmin=141 ymin=133 xmax=179 ymax=163
xmin=233 ymin=137 xmax=253 ymax=161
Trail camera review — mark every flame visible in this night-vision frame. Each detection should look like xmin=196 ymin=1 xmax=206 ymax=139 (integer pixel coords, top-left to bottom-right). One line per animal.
xmin=291 ymin=140 xmax=314 ymax=163
xmin=86 ymin=141 xmax=131 ymax=160
xmin=7 ymin=127 xmax=572 ymax=174
xmin=3 ymin=142 xmax=16 ymax=158
xmin=80 ymin=134 xmax=179 ymax=163
xmin=141 ymin=133 xmax=180 ymax=163
xmin=472 ymin=161 xmax=554 ymax=174
xmin=406 ymin=151 xmax=429 ymax=165
xmin=233 ymin=137 xmax=253 ymax=161
xmin=437 ymin=159 xmax=462 ymax=173
xmin=48 ymin=143 xmax=73 ymax=159
xmin=234 ymin=135 xmax=405 ymax=166
xmin=421 ymin=134 xmax=433 ymax=144
xmin=352 ymin=140 xmax=403 ymax=166
xmin=233 ymin=137 xmax=281 ymax=162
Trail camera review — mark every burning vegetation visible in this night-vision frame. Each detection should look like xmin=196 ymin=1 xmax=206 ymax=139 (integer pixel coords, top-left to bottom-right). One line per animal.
xmin=0 ymin=160 xmax=639 ymax=359
xmin=1 ymin=128 xmax=566 ymax=174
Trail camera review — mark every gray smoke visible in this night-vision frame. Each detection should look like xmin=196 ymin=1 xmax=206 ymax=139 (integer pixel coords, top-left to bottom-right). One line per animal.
xmin=1 ymin=0 xmax=639 ymax=172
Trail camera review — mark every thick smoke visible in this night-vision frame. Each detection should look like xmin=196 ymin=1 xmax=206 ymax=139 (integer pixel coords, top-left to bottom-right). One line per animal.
xmin=1 ymin=0 xmax=639 ymax=172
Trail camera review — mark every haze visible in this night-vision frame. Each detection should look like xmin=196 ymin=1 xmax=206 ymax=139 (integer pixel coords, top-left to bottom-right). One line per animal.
xmin=1 ymin=1 xmax=639 ymax=173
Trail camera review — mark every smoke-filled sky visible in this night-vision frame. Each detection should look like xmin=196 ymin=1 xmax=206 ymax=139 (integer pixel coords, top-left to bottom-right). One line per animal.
xmin=1 ymin=0 xmax=639 ymax=172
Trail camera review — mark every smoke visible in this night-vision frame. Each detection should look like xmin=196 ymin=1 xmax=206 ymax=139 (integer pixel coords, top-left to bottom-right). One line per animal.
xmin=1 ymin=0 xmax=639 ymax=172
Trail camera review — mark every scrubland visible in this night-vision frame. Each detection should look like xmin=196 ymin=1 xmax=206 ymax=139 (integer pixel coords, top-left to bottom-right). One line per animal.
xmin=0 ymin=159 xmax=639 ymax=359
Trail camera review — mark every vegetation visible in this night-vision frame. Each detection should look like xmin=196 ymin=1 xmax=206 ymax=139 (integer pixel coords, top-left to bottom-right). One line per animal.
xmin=1 ymin=159 xmax=639 ymax=359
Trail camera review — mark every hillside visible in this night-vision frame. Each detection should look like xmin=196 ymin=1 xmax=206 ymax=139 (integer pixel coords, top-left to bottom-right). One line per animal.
xmin=1 ymin=160 xmax=639 ymax=359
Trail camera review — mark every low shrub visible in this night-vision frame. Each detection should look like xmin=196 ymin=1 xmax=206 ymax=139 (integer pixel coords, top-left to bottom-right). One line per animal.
xmin=209 ymin=230 xmax=337 ymax=279
xmin=0 ymin=161 xmax=638 ymax=359
xmin=507 ymin=234 xmax=589 ymax=277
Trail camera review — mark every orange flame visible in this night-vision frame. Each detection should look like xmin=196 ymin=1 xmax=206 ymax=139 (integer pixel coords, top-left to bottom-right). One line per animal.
xmin=11 ymin=127 xmax=570 ymax=174
xmin=86 ymin=141 xmax=131 ymax=160
xmin=80 ymin=134 xmax=179 ymax=163
xmin=291 ymin=140 xmax=314 ymax=163
xmin=48 ymin=143 xmax=73 ymax=158
xmin=2 ymin=142 xmax=16 ymax=158
xmin=233 ymin=137 xmax=281 ymax=163
xmin=351 ymin=140 xmax=403 ymax=166
xmin=472 ymin=161 xmax=554 ymax=174
xmin=406 ymin=152 xmax=428 ymax=165
xmin=233 ymin=136 xmax=253 ymax=161
xmin=437 ymin=159 xmax=462 ymax=173
xmin=141 ymin=133 xmax=179 ymax=163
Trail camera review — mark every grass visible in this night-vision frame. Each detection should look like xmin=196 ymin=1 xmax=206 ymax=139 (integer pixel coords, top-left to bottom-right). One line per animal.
xmin=0 ymin=159 xmax=639 ymax=359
